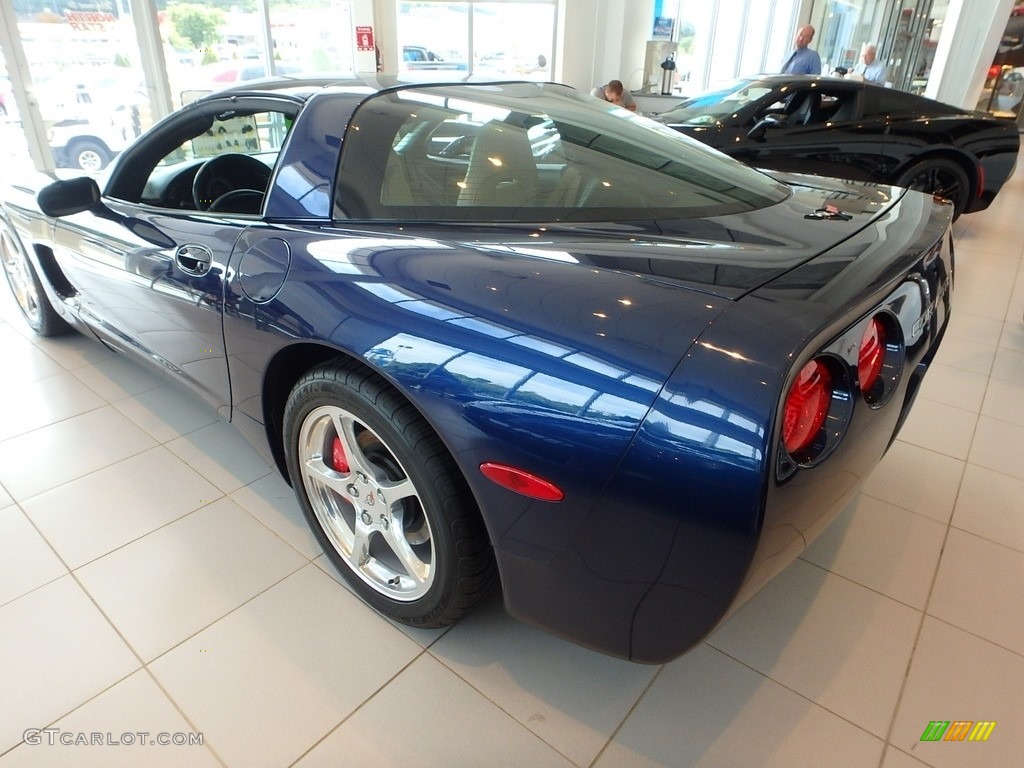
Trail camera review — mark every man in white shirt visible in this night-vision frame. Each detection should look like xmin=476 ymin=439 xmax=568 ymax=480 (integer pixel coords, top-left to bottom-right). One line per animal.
xmin=854 ymin=44 xmax=887 ymax=84
xmin=591 ymin=80 xmax=637 ymax=111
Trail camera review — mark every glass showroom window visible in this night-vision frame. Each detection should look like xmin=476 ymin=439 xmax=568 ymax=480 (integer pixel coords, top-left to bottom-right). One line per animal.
xmin=11 ymin=5 xmax=147 ymax=174
xmin=171 ymin=1 xmax=354 ymax=105
xmin=396 ymin=1 xmax=556 ymax=80
xmin=0 ymin=50 xmax=32 ymax=175
xmin=808 ymin=0 xmax=949 ymax=92
xmin=666 ymin=0 xmax=799 ymax=92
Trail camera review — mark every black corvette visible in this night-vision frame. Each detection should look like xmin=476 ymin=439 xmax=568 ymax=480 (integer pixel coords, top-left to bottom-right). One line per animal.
xmin=655 ymin=75 xmax=1020 ymax=218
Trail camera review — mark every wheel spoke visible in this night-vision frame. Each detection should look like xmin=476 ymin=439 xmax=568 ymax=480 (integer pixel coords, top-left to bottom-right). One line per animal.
xmin=349 ymin=526 xmax=371 ymax=570
xmin=332 ymin=411 xmax=376 ymax=478
xmin=379 ymin=476 xmax=417 ymax=505
xmin=304 ymin=454 xmax=354 ymax=499
xmin=380 ymin=518 xmax=430 ymax=585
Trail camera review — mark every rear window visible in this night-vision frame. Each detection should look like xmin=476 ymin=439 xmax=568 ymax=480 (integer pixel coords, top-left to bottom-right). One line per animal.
xmin=861 ymin=87 xmax=960 ymax=117
xmin=333 ymin=83 xmax=789 ymax=222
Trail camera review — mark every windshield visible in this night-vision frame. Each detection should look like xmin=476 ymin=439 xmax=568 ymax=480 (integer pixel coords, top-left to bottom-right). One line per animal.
xmin=336 ymin=82 xmax=789 ymax=222
xmin=658 ymin=80 xmax=774 ymax=125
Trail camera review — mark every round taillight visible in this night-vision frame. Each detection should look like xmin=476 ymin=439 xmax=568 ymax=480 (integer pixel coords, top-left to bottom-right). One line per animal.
xmin=858 ymin=317 xmax=885 ymax=393
xmin=782 ymin=359 xmax=832 ymax=455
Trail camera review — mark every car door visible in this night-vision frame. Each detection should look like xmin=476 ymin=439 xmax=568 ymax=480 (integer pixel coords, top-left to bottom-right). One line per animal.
xmin=721 ymin=84 xmax=885 ymax=183
xmin=49 ymin=95 xmax=298 ymax=412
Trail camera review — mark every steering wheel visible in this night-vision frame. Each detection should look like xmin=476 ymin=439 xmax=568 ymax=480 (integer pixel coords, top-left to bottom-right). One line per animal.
xmin=192 ymin=154 xmax=272 ymax=211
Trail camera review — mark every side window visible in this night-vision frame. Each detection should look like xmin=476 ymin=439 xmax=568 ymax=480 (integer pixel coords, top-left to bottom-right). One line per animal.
xmin=755 ymin=89 xmax=857 ymax=126
xmin=862 ymin=89 xmax=912 ymax=117
xmin=336 ymin=87 xmax=787 ymax=222
xmin=133 ymin=109 xmax=293 ymax=213
xmin=379 ymin=112 xmax=558 ymax=209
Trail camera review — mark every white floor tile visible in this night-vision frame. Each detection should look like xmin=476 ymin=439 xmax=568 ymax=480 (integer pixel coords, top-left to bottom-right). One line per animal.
xmin=149 ymin=564 xmax=421 ymax=768
xmin=980 ymin=376 xmax=1024 ymax=427
xmin=311 ymin=553 xmax=458 ymax=648
xmin=229 ymin=472 xmax=321 ymax=560
xmin=0 ymin=670 xmax=219 ymax=767
xmin=165 ymin=421 xmax=273 ymax=494
xmin=889 ymin=617 xmax=1023 ymax=768
xmin=917 ymin=362 xmax=989 ymax=412
xmin=0 ymin=577 xmax=139 ymax=754
xmin=952 ymin=464 xmax=1024 ymax=553
xmin=801 ymin=494 xmax=946 ymax=609
xmin=990 ymin=345 xmax=1024 ymax=382
xmin=967 ymin=416 xmax=1024 ymax=482
xmin=20 ymin=446 xmax=222 ymax=569
xmin=430 ymin=596 xmax=659 ymax=767
xmin=0 ymin=484 xmax=11 ymax=509
xmin=112 ymin=384 xmax=219 ymax=444
xmin=860 ymin=441 xmax=964 ymax=523
xmin=942 ymin=310 xmax=1003 ymax=347
xmin=930 ymin=333 xmax=997 ymax=375
xmin=29 ymin=332 xmax=116 ymax=372
xmin=950 ymin=264 xmax=1015 ymax=320
xmin=594 ymin=644 xmax=882 ymax=768
xmin=0 ymin=505 xmax=67 ymax=606
xmin=0 ymin=371 xmax=106 ymax=443
xmin=297 ymin=654 xmax=574 ymax=768
xmin=928 ymin=529 xmax=1024 ymax=656
xmin=999 ymin=317 xmax=1024 ymax=351
xmin=75 ymin=498 xmax=306 ymax=661
xmin=0 ymin=406 xmax=157 ymax=501
xmin=706 ymin=559 xmax=921 ymax=737
xmin=0 ymin=324 xmax=65 ymax=382
xmin=880 ymin=748 xmax=933 ymax=768
xmin=896 ymin=398 xmax=977 ymax=461
xmin=71 ymin=355 xmax=166 ymax=403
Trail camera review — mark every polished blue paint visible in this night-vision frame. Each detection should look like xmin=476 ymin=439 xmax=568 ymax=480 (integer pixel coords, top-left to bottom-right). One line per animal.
xmin=1 ymin=77 xmax=954 ymax=662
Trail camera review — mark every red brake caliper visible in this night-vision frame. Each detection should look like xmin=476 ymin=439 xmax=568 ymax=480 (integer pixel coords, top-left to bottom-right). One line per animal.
xmin=331 ymin=437 xmax=350 ymax=472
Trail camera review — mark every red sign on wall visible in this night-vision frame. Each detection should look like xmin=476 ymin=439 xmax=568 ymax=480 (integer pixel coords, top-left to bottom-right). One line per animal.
xmin=356 ymin=26 xmax=375 ymax=52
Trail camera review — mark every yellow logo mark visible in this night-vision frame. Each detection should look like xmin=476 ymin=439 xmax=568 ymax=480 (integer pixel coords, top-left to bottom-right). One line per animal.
xmin=968 ymin=721 xmax=997 ymax=742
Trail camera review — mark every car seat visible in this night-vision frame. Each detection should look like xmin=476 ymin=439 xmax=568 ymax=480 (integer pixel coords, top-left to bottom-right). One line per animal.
xmin=457 ymin=123 xmax=539 ymax=206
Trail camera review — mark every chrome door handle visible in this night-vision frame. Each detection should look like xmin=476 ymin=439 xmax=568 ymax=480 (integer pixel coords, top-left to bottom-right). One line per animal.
xmin=175 ymin=244 xmax=212 ymax=276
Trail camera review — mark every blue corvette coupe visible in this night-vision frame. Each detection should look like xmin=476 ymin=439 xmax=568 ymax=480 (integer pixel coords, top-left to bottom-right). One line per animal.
xmin=0 ymin=78 xmax=951 ymax=663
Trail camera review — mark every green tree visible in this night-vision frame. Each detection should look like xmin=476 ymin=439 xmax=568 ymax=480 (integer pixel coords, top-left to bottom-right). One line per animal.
xmin=167 ymin=4 xmax=223 ymax=50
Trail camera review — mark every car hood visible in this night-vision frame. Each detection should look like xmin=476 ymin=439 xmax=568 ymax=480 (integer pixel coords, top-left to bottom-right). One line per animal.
xmin=485 ymin=172 xmax=906 ymax=300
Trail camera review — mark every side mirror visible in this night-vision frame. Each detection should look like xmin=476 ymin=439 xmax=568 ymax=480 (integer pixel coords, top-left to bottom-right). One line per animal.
xmin=747 ymin=114 xmax=785 ymax=142
xmin=37 ymin=177 xmax=101 ymax=218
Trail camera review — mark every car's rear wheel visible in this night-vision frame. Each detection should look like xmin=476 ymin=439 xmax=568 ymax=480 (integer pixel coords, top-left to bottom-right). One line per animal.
xmin=894 ymin=157 xmax=970 ymax=219
xmin=67 ymin=139 xmax=111 ymax=172
xmin=283 ymin=361 xmax=496 ymax=627
xmin=0 ymin=219 xmax=70 ymax=336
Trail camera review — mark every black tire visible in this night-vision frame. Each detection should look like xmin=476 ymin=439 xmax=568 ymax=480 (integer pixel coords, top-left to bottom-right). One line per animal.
xmin=66 ymin=139 xmax=111 ymax=172
xmin=283 ymin=360 xmax=496 ymax=627
xmin=0 ymin=218 xmax=71 ymax=336
xmin=894 ymin=157 xmax=970 ymax=220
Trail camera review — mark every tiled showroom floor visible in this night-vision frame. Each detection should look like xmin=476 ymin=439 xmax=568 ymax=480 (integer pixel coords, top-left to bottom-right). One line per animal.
xmin=2 ymin=162 xmax=1023 ymax=768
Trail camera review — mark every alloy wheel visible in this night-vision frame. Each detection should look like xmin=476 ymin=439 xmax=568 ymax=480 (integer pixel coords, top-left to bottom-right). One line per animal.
xmin=298 ymin=404 xmax=435 ymax=601
xmin=0 ymin=227 xmax=40 ymax=325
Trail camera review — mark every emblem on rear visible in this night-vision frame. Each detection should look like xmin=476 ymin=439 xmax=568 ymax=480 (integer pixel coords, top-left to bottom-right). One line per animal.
xmin=804 ymin=204 xmax=853 ymax=221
